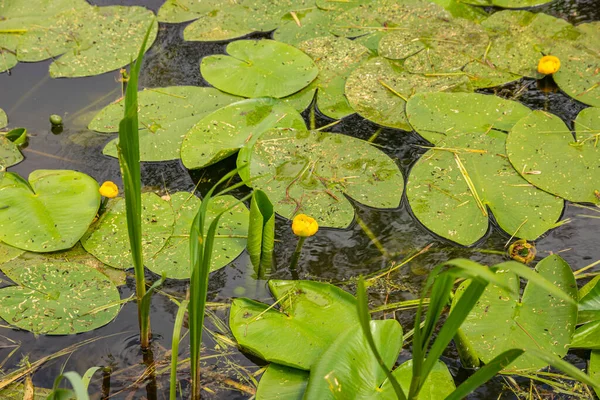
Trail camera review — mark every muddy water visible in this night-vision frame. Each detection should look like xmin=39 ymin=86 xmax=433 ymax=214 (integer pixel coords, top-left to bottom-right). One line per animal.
xmin=0 ymin=0 xmax=599 ymax=398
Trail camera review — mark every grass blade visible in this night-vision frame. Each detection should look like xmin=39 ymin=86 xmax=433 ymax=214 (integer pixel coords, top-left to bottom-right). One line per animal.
xmin=526 ymin=348 xmax=600 ymax=390
xmin=170 ymin=299 xmax=189 ymax=400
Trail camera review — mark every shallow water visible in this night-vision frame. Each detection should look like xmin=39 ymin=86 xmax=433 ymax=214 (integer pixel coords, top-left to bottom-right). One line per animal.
xmin=1 ymin=0 xmax=599 ymax=398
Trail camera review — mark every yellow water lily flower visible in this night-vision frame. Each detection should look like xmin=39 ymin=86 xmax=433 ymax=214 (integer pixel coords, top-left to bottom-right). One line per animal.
xmin=99 ymin=181 xmax=119 ymax=198
xmin=292 ymin=214 xmax=319 ymax=237
xmin=537 ymin=55 xmax=560 ymax=75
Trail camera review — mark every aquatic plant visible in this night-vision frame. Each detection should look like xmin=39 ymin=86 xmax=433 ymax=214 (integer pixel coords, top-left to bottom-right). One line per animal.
xmin=247 ymin=190 xmax=275 ymax=275
xmin=47 ymin=367 xmax=101 ymax=400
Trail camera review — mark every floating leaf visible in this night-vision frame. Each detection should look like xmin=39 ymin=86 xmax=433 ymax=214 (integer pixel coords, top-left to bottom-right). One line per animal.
xmin=462 ymin=60 xmax=522 ymax=89
xmin=0 ymin=132 xmax=24 ymax=169
xmin=553 ymin=44 xmax=600 ymax=108
xmin=239 ymin=128 xmax=404 ymax=228
xmin=255 ymin=364 xmax=308 ymax=400
xmin=346 ymin=57 xmax=472 ymax=130
xmin=430 ymin=0 xmax=488 ymax=21
xmin=230 ymin=280 xmax=359 ymax=370
xmin=293 ymin=36 xmax=372 ymax=119
xmin=506 ymin=109 xmax=600 ymax=204
xmin=481 ymin=11 xmax=578 ymax=78
xmin=273 ymin=8 xmax=333 ymax=46
xmin=407 ymin=131 xmax=563 ymax=245
xmin=183 ymin=6 xmax=254 ymax=42
xmin=146 ymin=192 xmax=249 ymax=279
xmin=16 ymin=5 xmax=158 ymax=78
xmin=0 ymin=242 xmax=24 ymax=265
xmin=157 ymin=0 xmax=223 ymax=23
xmin=0 ymin=262 xmax=120 ymax=334
xmin=454 ymin=255 xmax=578 ymax=370
xmin=247 ymin=190 xmax=275 ymax=275
xmin=0 ymin=108 xmax=6 ymax=128
xmin=0 ymin=170 xmax=100 ymax=252
xmin=181 ymin=98 xmax=305 ymax=170
xmin=461 ymin=0 xmax=553 ymax=8
xmin=81 ymin=193 xmax=174 ymax=270
xmin=406 ymin=92 xmax=531 ymax=144
xmin=89 ymin=87 xmax=241 ymax=161
xmin=379 ymin=18 xmax=489 ymax=74
xmin=200 ymin=40 xmax=318 ymax=99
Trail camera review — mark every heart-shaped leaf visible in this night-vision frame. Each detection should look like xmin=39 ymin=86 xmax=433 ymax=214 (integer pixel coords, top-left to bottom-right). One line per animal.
xmin=181 ymin=98 xmax=305 ymax=170
xmin=200 ymin=40 xmax=318 ymax=99
xmin=292 ymin=36 xmax=372 ymax=120
xmin=454 ymin=255 xmax=578 ymax=370
xmin=406 ymin=92 xmax=531 ymax=144
xmin=16 ymin=5 xmax=158 ymax=78
xmin=89 ymin=87 xmax=241 ymax=162
xmin=81 ymin=193 xmax=174 ymax=270
xmin=146 ymin=192 xmax=249 ymax=279
xmin=0 ymin=262 xmax=120 ymax=334
xmin=0 ymin=170 xmax=100 ymax=252
xmin=506 ymin=109 xmax=600 ymax=204
xmin=239 ymin=127 xmax=404 ymax=228
xmin=407 ymin=131 xmax=563 ymax=245
xmin=345 ymin=57 xmax=472 ymax=130
xmin=230 ymin=280 xmax=359 ymax=370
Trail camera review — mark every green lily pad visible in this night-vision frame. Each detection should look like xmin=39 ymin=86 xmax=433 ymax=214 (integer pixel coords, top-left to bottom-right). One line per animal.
xmin=183 ymin=6 xmax=254 ymax=42
xmin=15 ymin=5 xmax=157 ymax=78
xmin=181 ymin=98 xmax=305 ymax=170
xmin=81 ymin=193 xmax=174 ymax=270
xmin=0 ymin=170 xmax=100 ymax=252
xmin=230 ymin=280 xmax=359 ymax=370
xmin=0 ymin=133 xmax=24 ymax=169
xmin=0 ymin=242 xmax=24 ymax=264
xmin=146 ymin=192 xmax=249 ymax=279
xmin=255 ymin=364 xmax=308 ymax=400
xmin=330 ymin=0 xmax=449 ymax=39
xmin=553 ymin=44 xmax=600 ymax=108
xmin=406 ymin=92 xmax=531 ymax=144
xmin=0 ymin=108 xmax=6 ymax=128
xmin=461 ymin=0 xmax=553 ymax=7
xmin=157 ymin=0 xmax=222 ymax=23
xmin=576 ymin=22 xmax=600 ymax=53
xmin=200 ymin=40 xmax=318 ymax=99
xmin=345 ymin=56 xmax=473 ymax=130
xmin=463 ymin=60 xmax=522 ymax=89
xmin=430 ymin=0 xmax=488 ymax=21
xmin=506 ymin=109 xmax=600 ymax=204
xmin=239 ymin=128 xmax=404 ymax=228
xmin=273 ymin=8 xmax=333 ymax=46
xmin=407 ymin=131 xmax=564 ymax=245
xmin=315 ymin=0 xmax=375 ymax=11
xmin=89 ymin=87 xmax=241 ymax=161
xmin=481 ymin=11 xmax=579 ymax=78
xmin=0 ymin=262 xmax=120 ymax=334
xmin=379 ymin=18 xmax=489 ymax=74
xmin=293 ymin=36 xmax=372 ymax=119
xmin=305 ymin=320 xmax=456 ymax=398
xmin=454 ymin=255 xmax=578 ymax=370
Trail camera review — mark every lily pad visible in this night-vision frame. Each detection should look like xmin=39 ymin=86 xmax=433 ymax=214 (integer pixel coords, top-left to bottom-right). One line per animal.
xmin=481 ymin=11 xmax=579 ymax=78
xmin=273 ymin=8 xmax=333 ymax=46
xmin=406 ymin=92 xmax=531 ymax=144
xmin=379 ymin=18 xmax=489 ymax=74
xmin=345 ymin=56 xmax=473 ymax=130
xmin=15 ymin=5 xmax=158 ymax=78
xmin=146 ymin=192 xmax=249 ymax=279
xmin=239 ymin=128 xmax=404 ymax=228
xmin=292 ymin=36 xmax=372 ymax=119
xmin=553 ymin=44 xmax=600 ymax=108
xmin=89 ymin=87 xmax=241 ymax=161
xmin=0 ymin=262 xmax=120 ymax=334
xmin=0 ymin=242 xmax=24 ymax=264
xmin=407 ymin=131 xmax=564 ymax=245
xmin=201 ymin=40 xmax=318 ymax=99
xmin=454 ymin=256 xmax=578 ymax=370
xmin=0 ymin=108 xmax=6 ymax=128
xmin=255 ymin=364 xmax=308 ymax=400
xmin=1 ymin=133 xmax=24 ymax=169
xmin=81 ymin=193 xmax=174 ymax=270
xmin=230 ymin=280 xmax=359 ymax=370
xmin=0 ymin=170 xmax=100 ymax=252
xmin=506 ymin=109 xmax=600 ymax=204
xmin=183 ymin=6 xmax=254 ymax=42
xmin=181 ymin=98 xmax=305 ymax=170
xmin=463 ymin=60 xmax=522 ymax=89
xmin=461 ymin=0 xmax=553 ymax=8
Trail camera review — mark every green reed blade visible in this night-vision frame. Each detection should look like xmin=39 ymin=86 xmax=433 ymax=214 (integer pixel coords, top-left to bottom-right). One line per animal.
xmin=170 ymin=299 xmax=189 ymax=400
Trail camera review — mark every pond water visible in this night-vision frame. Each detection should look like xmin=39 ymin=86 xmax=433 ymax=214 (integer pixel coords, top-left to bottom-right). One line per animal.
xmin=1 ymin=0 xmax=599 ymax=398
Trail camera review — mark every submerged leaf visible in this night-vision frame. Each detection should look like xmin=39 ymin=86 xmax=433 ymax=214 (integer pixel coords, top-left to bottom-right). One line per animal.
xmin=81 ymin=193 xmax=174 ymax=270
xmin=455 ymin=255 xmax=578 ymax=370
xmin=200 ymin=40 xmax=318 ymax=99
xmin=0 ymin=170 xmax=100 ymax=252
xmin=0 ymin=262 xmax=120 ymax=334
xmin=239 ymin=128 xmax=404 ymax=228
xmin=506 ymin=109 xmax=600 ymax=204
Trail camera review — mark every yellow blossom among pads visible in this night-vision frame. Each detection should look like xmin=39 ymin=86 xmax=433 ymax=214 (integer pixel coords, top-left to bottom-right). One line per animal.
xmin=99 ymin=181 xmax=119 ymax=198
xmin=292 ymin=214 xmax=318 ymax=237
xmin=537 ymin=55 xmax=560 ymax=75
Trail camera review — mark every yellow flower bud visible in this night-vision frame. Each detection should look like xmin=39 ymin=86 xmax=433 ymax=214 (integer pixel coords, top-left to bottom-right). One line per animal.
xmin=537 ymin=55 xmax=560 ymax=75
xmin=99 ymin=181 xmax=119 ymax=198
xmin=292 ymin=214 xmax=318 ymax=237
xmin=508 ymin=239 xmax=536 ymax=264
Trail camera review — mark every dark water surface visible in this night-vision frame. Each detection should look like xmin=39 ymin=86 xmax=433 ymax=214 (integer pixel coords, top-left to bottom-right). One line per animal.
xmin=1 ymin=0 xmax=599 ymax=398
